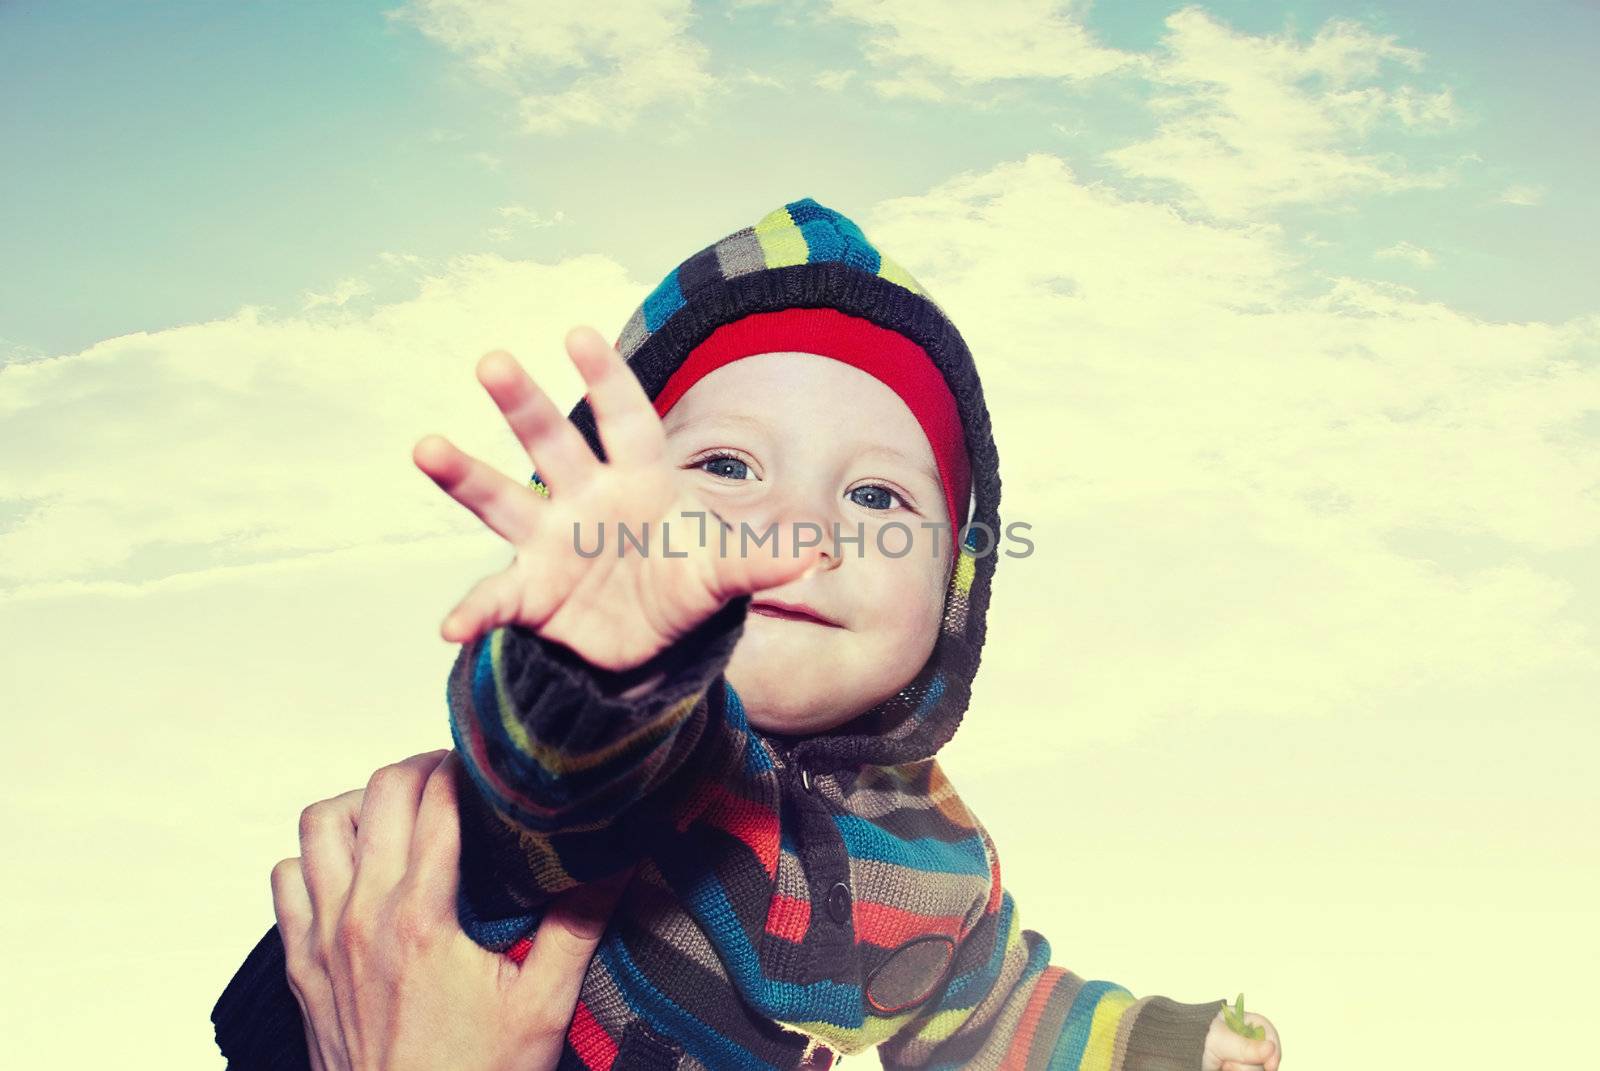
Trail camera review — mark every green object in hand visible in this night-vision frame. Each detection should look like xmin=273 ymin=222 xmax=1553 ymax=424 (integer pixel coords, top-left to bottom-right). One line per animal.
xmin=1222 ymin=993 xmax=1265 ymax=1040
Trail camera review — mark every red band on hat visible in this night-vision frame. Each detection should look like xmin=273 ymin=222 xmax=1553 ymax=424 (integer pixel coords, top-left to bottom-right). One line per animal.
xmin=650 ymin=307 xmax=970 ymax=532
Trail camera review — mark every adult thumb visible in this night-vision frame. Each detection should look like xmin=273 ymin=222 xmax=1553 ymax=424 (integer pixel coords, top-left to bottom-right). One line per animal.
xmin=507 ymin=867 xmax=635 ymax=1020
xmin=543 ymin=866 xmax=634 ymax=942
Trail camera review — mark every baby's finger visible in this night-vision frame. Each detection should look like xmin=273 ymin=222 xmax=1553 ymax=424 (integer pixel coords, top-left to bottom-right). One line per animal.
xmin=1235 ymin=1036 xmax=1276 ymax=1067
xmin=565 ymin=326 xmax=663 ymax=470
xmin=413 ymin=435 xmax=542 ymax=545
xmin=705 ymin=523 xmax=827 ymax=603
xmin=476 ymin=350 xmax=599 ymax=495
xmin=441 ymin=563 xmax=553 ymax=644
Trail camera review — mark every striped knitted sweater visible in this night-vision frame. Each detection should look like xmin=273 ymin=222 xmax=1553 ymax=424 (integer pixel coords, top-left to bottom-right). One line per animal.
xmin=211 ymin=197 xmax=1226 ymax=1070
xmin=446 ymin=584 xmax=1227 ymax=1071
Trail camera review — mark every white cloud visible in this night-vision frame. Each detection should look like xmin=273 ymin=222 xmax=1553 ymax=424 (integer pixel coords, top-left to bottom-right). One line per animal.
xmin=808 ymin=4 xmax=1468 ymax=221
xmin=498 ymin=204 xmax=565 ymax=227
xmin=1374 ymin=240 xmax=1437 ymax=268
xmin=814 ymin=68 xmax=857 ymax=92
xmin=1387 ymin=82 xmax=1459 ymax=126
xmin=1 ymin=335 xmax=48 ymax=365
xmin=869 ymin=71 xmax=949 ymax=102
xmin=469 ymin=150 xmax=503 ymax=171
xmin=1498 ymin=183 xmax=1546 ymax=206
xmin=858 ymin=152 xmax=1599 ymax=739
xmin=387 ymin=0 xmax=721 ymax=135
xmin=300 ymin=276 xmax=374 ymax=310
xmin=735 ymin=69 xmax=785 ymax=89
xmin=825 ymin=0 xmax=1136 ymax=92
xmin=0 ymin=253 xmax=647 ymax=592
xmin=1105 ymin=7 xmax=1462 ymax=220
xmin=486 ymin=204 xmax=566 ymax=243
xmin=378 ymin=250 xmax=426 ymax=270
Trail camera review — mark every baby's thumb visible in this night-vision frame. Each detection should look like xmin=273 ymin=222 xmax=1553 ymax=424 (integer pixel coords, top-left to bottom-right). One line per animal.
xmin=740 ymin=544 xmax=827 ymax=599
xmin=441 ymin=568 xmax=520 ymax=644
xmin=710 ymin=531 xmax=827 ymax=600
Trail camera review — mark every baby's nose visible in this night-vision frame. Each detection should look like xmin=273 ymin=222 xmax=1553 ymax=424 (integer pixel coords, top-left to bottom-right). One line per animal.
xmin=743 ymin=498 xmax=845 ymax=566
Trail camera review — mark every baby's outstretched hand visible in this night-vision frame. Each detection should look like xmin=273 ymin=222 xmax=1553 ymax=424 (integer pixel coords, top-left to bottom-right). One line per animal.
xmin=1202 ymin=994 xmax=1281 ymax=1071
xmin=414 ymin=326 xmax=825 ymax=672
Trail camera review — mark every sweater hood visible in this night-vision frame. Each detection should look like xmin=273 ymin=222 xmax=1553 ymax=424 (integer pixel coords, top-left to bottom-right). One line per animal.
xmin=549 ymin=197 xmax=1002 ymax=774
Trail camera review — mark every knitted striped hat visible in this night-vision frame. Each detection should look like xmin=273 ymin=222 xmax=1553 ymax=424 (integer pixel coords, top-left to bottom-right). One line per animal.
xmin=542 ymin=197 xmax=1002 ymax=772
xmin=648 ymin=306 xmax=972 ymax=534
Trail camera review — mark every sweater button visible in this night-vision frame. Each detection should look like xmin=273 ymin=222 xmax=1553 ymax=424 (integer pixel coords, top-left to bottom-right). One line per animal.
xmin=827 ymin=882 xmax=851 ymax=925
xmin=800 ymin=767 xmax=815 ymax=792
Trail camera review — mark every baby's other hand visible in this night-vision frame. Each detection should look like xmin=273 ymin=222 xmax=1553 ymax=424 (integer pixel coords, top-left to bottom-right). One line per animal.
xmin=1202 ymin=1004 xmax=1281 ymax=1071
xmin=414 ymin=326 xmax=825 ymax=672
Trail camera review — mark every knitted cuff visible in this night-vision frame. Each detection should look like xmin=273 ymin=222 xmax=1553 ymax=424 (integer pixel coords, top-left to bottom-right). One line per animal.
xmin=1121 ymin=995 xmax=1227 ymax=1071
xmin=518 ymin=593 xmax=752 ymax=704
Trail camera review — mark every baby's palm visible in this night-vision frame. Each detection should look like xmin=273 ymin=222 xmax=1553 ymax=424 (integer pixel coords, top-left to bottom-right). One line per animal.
xmin=414 ymin=326 xmax=822 ymax=672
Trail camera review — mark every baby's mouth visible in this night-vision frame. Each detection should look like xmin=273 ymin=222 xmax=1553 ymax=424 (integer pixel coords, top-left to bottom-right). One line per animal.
xmin=749 ymin=600 xmax=842 ymax=627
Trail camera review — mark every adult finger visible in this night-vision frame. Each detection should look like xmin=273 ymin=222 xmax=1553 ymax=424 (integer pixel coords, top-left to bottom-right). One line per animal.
xmin=404 ymin=750 xmax=464 ymax=923
xmin=298 ymin=789 xmax=364 ymax=927
xmin=538 ymin=865 xmax=633 ymax=944
xmin=270 ymin=857 xmax=313 ymax=953
xmin=476 ymin=350 xmax=600 ymax=495
xmin=349 ymin=751 xmax=450 ymax=906
xmin=413 ymin=435 xmax=542 ymax=545
xmin=271 ymin=858 xmax=339 ymax=1071
xmin=292 ymin=988 xmax=336 ymax=1071
xmin=565 ymin=326 xmax=663 ymax=469
xmin=508 ymin=867 xmax=635 ymax=1036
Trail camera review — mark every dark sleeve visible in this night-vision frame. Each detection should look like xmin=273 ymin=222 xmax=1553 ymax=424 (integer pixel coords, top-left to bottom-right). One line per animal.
xmin=450 ymin=595 xmax=754 ymax=950
xmin=210 ymin=925 xmax=310 ymax=1071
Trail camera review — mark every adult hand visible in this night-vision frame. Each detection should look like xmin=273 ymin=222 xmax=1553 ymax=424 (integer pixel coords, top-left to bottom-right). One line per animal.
xmin=271 ymin=749 xmax=630 ymax=1071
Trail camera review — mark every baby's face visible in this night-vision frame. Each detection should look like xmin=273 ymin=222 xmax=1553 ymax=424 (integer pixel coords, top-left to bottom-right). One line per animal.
xmin=661 ymin=353 xmax=954 ymax=736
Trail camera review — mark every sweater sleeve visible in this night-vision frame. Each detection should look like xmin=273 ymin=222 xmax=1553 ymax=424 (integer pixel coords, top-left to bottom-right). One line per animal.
xmin=449 ymin=594 xmax=753 ymax=950
xmin=877 ymin=822 xmax=1225 ymax=1071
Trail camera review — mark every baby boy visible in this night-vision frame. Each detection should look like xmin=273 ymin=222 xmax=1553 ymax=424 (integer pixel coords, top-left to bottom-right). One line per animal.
xmin=426 ymin=198 xmax=1279 ymax=1071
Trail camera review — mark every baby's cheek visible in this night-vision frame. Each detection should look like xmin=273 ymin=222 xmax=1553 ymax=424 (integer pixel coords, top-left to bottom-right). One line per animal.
xmin=883 ymin=570 xmax=947 ymax=673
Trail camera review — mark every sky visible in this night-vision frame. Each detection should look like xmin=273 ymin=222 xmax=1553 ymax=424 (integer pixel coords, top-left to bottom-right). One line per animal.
xmin=2 ymin=2 xmax=1597 ymax=1068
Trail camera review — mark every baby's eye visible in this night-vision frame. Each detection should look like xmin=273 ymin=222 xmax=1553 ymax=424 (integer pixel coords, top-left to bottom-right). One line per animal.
xmin=848 ymin=485 xmax=904 ymax=511
xmin=696 ymin=453 xmax=753 ymax=481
